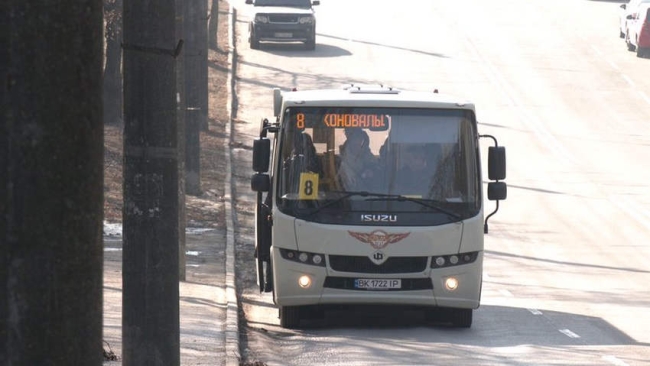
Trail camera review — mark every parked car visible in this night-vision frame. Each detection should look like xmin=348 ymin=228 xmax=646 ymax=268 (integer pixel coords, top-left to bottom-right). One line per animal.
xmin=619 ymin=0 xmax=650 ymax=38
xmin=626 ymin=4 xmax=650 ymax=57
xmin=245 ymin=0 xmax=320 ymax=51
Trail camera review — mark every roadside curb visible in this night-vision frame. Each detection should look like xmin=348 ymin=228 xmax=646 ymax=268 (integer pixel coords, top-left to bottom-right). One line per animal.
xmin=224 ymin=4 xmax=240 ymax=366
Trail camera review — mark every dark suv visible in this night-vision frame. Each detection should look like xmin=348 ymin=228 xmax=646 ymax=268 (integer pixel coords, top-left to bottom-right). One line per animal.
xmin=245 ymin=0 xmax=320 ymax=50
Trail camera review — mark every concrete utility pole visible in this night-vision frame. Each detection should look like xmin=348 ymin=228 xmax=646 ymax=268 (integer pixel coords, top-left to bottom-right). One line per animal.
xmin=1 ymin=1 xmax=104 ymax=364
xmin=208 ymin=0 xmax=220 ymax=50
xmin=122 ymin=0 xmax=181 ymax=363
xmin=184 ymin=0 xmax=209 ymax=196
xmin=177 ymin=0 xmax=187 ymax=281
xmin=198 ymin=0 xmax=209 ymax=133
xmin=103 ymin=0 xmax=124 ymax=126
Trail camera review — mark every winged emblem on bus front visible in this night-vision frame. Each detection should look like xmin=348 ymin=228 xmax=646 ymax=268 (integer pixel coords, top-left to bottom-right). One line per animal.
xmin=348 ymin=230 xmax=410 ymax=250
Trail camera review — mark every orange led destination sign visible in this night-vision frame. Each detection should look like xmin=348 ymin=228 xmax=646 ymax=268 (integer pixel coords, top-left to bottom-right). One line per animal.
xmin=295 ymin=112 xmax=389 ymax=130
xmin=323 ymin=113 xmax=388 ymax=129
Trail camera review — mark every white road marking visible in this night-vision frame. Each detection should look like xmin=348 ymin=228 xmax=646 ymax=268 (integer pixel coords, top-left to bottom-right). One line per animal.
xmin=588 ymin=45 xmax=650 ymax=107
xmin=527 ymin=308 xmax=543 ymax=315
xmin=591 ymin=46 xmax=621 ymax=71
xmin=591 ymin=45 xmax=604 ymax=57
xmin=603 ymin=355 xmax=630 ymax=366
xmin=640 ymin=91 xmax=650 ymax=105
xmin=559 ymin=328 xmax=580 ymax=338
xmin=499 ymin=289 xmax=514 ymax=297
xmin=621 ymin=74 xmax=635 ymax=88
xmin=607 ymin=59 xmax=621 ymax=71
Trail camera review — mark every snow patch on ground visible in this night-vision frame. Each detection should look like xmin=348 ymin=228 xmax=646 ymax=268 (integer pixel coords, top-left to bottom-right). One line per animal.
xmin=103 ymin=221 xmax=216 ymax=238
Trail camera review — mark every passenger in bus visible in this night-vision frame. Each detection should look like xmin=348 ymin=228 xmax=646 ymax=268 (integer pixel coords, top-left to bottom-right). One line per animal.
xmin=393 ymin=144 xmax=439 ymax=197
xmin=337 ymin=128 xmax=377 ymax=191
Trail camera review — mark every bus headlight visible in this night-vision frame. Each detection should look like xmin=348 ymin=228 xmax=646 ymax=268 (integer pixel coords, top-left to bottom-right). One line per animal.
xmin=279 ymin=249 xmax=326 ymax=267
xmin=445 ymin=277 xmax=459 ymax=291
xmin=298 ymin=275 xmax=312 ymax=288
xmin=431 ymin=252 xmax=478 ymax=268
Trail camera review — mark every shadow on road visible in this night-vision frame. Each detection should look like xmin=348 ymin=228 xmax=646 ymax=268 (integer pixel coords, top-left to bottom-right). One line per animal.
xmin=317 ymin=33 xmax=450 ymax=59
xmin=263 ymin=304 xmax=644 ymax=348
xmin=251 ymin=42 xmax=352 ymax=57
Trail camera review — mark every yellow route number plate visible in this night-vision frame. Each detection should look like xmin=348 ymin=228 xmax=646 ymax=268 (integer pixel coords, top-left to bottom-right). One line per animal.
xmin=298 ymin=172 xmax=319 ymax=200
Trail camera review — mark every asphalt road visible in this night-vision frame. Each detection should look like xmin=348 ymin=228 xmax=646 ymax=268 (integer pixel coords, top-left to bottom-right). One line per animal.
xmin=229 ymin=0 xmax=650 ymax=365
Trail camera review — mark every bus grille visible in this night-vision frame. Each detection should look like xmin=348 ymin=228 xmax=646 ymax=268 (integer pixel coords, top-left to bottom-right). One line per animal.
xmin=328 ymin=255 xmax=428 ymax=274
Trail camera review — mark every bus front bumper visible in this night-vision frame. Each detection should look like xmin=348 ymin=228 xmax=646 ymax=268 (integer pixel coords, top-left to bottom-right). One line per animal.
xmin=272 ymin=255 xmax=482 ymax=310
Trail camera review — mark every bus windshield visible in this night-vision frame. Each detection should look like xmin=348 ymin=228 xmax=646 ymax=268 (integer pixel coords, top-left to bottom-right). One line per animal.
xmin=275 ymin=107 xmax=481 ymax=226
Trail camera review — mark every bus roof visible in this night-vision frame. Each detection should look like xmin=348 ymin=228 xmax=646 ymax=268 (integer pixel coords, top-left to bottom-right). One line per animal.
xmin=277 ymin=85 xmax=476 ymax=113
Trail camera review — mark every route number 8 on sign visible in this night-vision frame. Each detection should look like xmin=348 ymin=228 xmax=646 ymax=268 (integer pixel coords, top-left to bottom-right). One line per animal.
xmin=298 ymin=172 xmax=319 ymax=200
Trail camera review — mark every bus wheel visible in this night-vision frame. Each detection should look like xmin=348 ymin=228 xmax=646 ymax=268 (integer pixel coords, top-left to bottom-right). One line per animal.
xmin=451 ymin=309 xmax=473 ymax=328
xmin=280 ymin=306 xmax=302 ymax=329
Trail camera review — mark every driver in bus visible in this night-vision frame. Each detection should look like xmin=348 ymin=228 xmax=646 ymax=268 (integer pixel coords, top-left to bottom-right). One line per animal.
xmin=285 ymin=132 xmax=321 ymax=175
xmin=282 ymin=132 xmax=322 ymax=197
xmin=337 ymin=128 xmax=378 ymax=191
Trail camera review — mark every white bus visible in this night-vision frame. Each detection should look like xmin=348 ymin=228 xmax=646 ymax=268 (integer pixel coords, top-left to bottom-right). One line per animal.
xmin=251 ymin=85 xmax=507 ymax=328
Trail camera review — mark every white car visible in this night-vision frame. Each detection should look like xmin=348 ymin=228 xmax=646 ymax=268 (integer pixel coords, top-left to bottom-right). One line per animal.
xmin=626 ymin=4 xmax=650 ymax=57
xmin=619 ymin=0 xmax=650 ymax=38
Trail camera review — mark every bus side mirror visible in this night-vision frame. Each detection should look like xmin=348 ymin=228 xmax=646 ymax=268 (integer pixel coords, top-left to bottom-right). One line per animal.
xmin=480 ymin=135 xmax=507 ymax=233
xmin=251 ymin=173 xmax=270 ymax=192
xmin=487 ymin=181 xmax=507 ymax=201
xmin=253 ymin=138 xmax=271 ymax=172
xmin=488 ymin=146 xmax=506 ymax=181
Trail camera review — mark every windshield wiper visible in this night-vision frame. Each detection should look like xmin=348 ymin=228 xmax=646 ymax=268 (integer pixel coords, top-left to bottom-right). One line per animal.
xmin=304 ymin=191 xmax=393 ymax=216
xmin=305 ymin=191 xmax=461 ymax=219
xmin=364 ymin=196 xmax=461 ymax=219
xmin=259 ymin=3 xmax=305 ymax=6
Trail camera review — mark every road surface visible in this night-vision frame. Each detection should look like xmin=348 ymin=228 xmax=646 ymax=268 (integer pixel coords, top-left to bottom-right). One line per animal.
xmin=229 ymin=0 xmax=650 ymax=365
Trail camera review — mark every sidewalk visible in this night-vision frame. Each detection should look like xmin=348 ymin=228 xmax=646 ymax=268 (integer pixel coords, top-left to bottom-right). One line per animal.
xmin=102 ymin=228 xmax=234 ymax=366
xmin=102 ymin=4 xmax=240 ymax=365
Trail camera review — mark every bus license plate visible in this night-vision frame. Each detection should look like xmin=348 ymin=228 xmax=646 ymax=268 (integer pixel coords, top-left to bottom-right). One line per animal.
xmin=354 ymin=279 xmax=401 ymax=290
